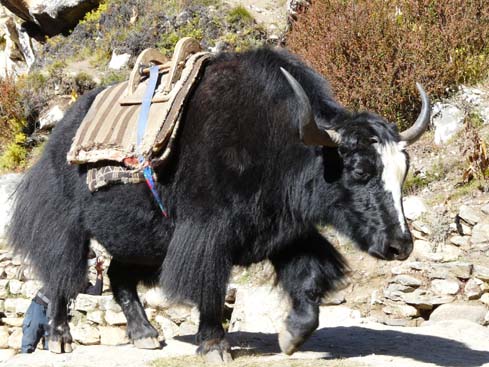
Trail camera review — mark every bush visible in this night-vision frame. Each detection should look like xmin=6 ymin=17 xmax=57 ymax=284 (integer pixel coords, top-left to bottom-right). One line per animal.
xmin=0 ymin=77 xmax=28 ymax=170
xmin=287 ymin=0 xmax=489 ymax=128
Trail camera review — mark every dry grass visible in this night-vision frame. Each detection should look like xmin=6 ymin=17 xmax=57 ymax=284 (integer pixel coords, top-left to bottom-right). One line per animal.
xmin=150 ymin=355 xmax=364 ymax=367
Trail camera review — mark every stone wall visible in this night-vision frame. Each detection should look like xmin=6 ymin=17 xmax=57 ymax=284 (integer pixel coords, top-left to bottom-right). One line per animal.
xmin=0 ymin=246 xmax=203 ymax=356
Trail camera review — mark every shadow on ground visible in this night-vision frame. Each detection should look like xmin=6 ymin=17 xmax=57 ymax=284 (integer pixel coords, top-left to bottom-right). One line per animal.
xmin=177 ymin=326 xmax=489 ymax=367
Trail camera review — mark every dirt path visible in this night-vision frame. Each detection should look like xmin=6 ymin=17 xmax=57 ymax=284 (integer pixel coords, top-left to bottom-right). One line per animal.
xmin=5 ymin=308 xmax=489 ymax=367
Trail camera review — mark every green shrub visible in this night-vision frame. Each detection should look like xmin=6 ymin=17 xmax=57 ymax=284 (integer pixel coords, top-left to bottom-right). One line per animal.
xmin=226 ymin=5 xmax=254 ymax=25
xmin=287 ymin=0 xmax=489 ymax=128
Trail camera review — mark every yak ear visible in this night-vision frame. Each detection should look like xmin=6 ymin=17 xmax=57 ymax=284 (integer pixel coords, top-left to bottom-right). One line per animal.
xmin=280 ymin=67 xmax=340 ymax=147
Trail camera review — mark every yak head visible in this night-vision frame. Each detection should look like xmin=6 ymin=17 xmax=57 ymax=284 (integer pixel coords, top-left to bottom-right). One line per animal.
xmin=281 ymin=68 xmax=431 ymax=261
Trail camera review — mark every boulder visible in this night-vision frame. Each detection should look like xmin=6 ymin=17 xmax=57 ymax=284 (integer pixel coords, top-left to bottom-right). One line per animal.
xmin=104 ymin=310 xmax=126 ymax=326
xmin=465 ymin=278 xmax=483 ymax=300
xmin=431 ymin=279 xmax=460 ymax=295
xmin=458 ymin=205 xmax=483 ymax=225
xmin=71 ymin=323 xmax=100 ymax=345
xmin=229 ymin=286 xmax=289 ymax=333
xmin=0 ymin=174 xmax=22 ymax=244
xmin=7 ymin=328 xmax=22 ymax=350
xmin=0 ymin=326 xmax=9 ymax=349
xmin=431 ymin=103 xmax=465 ymax=145
xmin=471 ymin=223 xmax=489 ymax=245
xmin=1 ymin=0 xmax=102 ymax=37
xmin=86 ymin=310 xmax=104 ymax=324
xmin=429 ymin=303 xmax=487 ymax=325
xmin=155 ymin=315 xmax=179 ymax=339
xmin=38 ymin=98 xmax=72 ymax=130
xmin=402 ymin=196 xmax=427 ymax=220
xmin=99 ymin=326 xmax=129 ymax=346
xmin=108 ymin=50 xmax=131 ymax=70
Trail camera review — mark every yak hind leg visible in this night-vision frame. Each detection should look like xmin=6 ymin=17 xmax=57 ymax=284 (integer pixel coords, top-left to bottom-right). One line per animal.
xmin=107 ymin=260 xmax=160 ymax=349
xmin=48 ymin=296 xmax=73 ymax=353
xmin=271 ymin=231 xmax=348 ymax=355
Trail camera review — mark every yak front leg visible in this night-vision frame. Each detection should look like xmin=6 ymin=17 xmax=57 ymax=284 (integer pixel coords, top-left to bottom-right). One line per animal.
xmin=271 ymin=231 xmax=347 ymax=355
xmin=107 ymin=260 xmax=160 ymax=349
xmin=160 ymin=221 xmax=233 ymax=362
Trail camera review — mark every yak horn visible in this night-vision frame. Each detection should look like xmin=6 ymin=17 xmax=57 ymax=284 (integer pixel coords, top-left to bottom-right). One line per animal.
xmin=399 ymin=83 xmax=431 ymax=145
xmin=280 ymin=67 xmax=340 ymax=147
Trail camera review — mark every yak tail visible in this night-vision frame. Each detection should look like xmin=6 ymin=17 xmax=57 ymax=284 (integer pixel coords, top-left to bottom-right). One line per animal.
xmin=7 ymin=152 xmax=89 ymax=303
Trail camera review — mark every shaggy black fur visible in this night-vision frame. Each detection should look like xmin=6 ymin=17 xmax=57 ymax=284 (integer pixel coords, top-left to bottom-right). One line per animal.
xmin=8 ymin=47 xmax=414 ymax=357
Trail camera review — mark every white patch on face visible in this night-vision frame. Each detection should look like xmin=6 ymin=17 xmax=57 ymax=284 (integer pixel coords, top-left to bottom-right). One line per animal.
xmin=376 ymin=142 xmax=408 ymax=232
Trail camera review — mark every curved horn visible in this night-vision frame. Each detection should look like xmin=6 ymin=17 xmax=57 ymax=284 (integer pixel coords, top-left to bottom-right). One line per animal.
xmin=280 ymin=67 xmax=340 ymax=147
xmin=399 ymin=83 xmax=431 ymax=145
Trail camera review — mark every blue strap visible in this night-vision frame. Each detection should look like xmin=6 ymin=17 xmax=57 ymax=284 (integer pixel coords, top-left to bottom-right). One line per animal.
xmin=136 ymin=65 xmax=168 ymax=217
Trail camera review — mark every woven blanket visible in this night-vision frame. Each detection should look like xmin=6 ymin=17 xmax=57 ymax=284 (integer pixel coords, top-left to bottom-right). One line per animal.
xmin=67 ymin=52 xmax=210 ymax=165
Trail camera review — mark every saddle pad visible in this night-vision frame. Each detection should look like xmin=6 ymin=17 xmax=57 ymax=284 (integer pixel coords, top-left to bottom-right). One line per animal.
xmin=67 ymin=52 xmax=210 ymax=165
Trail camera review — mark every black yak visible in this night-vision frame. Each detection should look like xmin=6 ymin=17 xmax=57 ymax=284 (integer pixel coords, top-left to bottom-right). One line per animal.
xmin=8 ymin=47 xmax=430 ymax=361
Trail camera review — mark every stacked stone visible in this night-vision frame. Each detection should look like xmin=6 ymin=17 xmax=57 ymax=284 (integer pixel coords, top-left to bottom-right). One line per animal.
xmin=372 ymin=199 xmax=489 ymax=326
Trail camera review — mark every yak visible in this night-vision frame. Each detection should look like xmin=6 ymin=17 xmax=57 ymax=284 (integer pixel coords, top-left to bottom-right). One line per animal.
xmin=8 ymin=47 xmax=430 ymax=361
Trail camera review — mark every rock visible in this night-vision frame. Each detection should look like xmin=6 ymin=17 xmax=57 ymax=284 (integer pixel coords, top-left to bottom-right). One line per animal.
xmin=411 ymin=240 xmax=443 ymax=262
xmin=1 ymin=0 xmax=102 ymax=37
xmin=431 ymin=279 xmax=460 ymax=295
xmin=144 ymin=308 xmax=155 ymax=321
xmin=105 ymin=310 xmax=127 ymax=326
xmin=481 ymin=203 xmax=489 ymax=215
xmin=155 ymin=315 xmax=179 ymax=339
xmin=458 ymin=205 xmax=483 ymax=225
xmin=7 ymin=328 xmax=22 ymax=349
xmin=2 ymin=317 xmax=24 ymax=327
xmin=0 ymin=174 xmax=22 ymax=243
xmin=38 ymin=99 xmax=71 ymax=130
xmin=87 ymin=310 xmax=104 ymax=324
xmin=400 ymin=289 xmax=455 ymax=310
xmin=178 ymin=321 xmax=198 ymax=336
xmin=72 ymin=323 xmax=100 ymax=345
xmin=428 ymin=262 xmax=473 ymax=280
xmin=99 ymin=326 xmax=129 ymax=346
xmin=471 ymin=223 xmax=489 ymax=244
xmin=75 ymin=294 xmax=99 ymax=312
xmin=98 ymin=296 xmax=122 ymax=312
xmin=322 ymin=291 xmax=346 ymax=305
xmin=464 ymin=278 xmax=483 ymax=300
xmin=429 ymin=303 xmax=487 ymax=325
xmin=450 ymin=235 xmax=470 ymax=247
xmin=412 ymin=220 xmax=431 ymax=235
xmin=229 ymin=286 xmax=289 ymax=333
xmin=480 ymin=293 xmax=489 ymax=306
xmin=0 ymin=17 xmax=34 ymax=78
xmin=0 ymin=326 xmax=9 ymax=349
xmin=432 ymin=103 xmax=465 ymax=145
xmin=108 ymin=50 xmax=131 ymax=70
xmin=450 ymin=221 xmax=472 ymax=235
xmin=4 ymin=298 xmax=30 ymax=316
xmin=403 ymin=196 xmax=427 ymax=220
xmin=389 ymin=275 xmax=423 ymax=287
xmin=382 ymin=302 xmax=420 ymax=318
xmin=440 ymin=244 xmax=462 ymax=262
xmin=473 ymin=265 xmax=489 ymax=281
xmin=8 ymin=279 xmax=22 ymax=295
xmin=165 ymin=305 xmax=193 ymax=325
xmin=21 ymin=280 xmax=42 ymax=299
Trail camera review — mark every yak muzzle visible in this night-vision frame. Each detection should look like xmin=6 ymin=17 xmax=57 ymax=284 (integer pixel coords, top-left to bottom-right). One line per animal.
xmin=368 ymin=236 xmax=413 ymax=261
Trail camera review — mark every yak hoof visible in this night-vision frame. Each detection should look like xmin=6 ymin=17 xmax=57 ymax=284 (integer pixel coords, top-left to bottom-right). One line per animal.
xmin=48 ymin=340 xmax=73 ymax=354
xmin=133 ymin=337 xmax=160 ymax=349
xmin=278 ymin=327 xmax=302 ymax=356
xmin=204 ymin=349 xmax=233 ymax=363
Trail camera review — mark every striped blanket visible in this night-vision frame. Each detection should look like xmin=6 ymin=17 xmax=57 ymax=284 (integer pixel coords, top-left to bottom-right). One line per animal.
xmin=67 ymin=51 xmax=210 ymax=191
